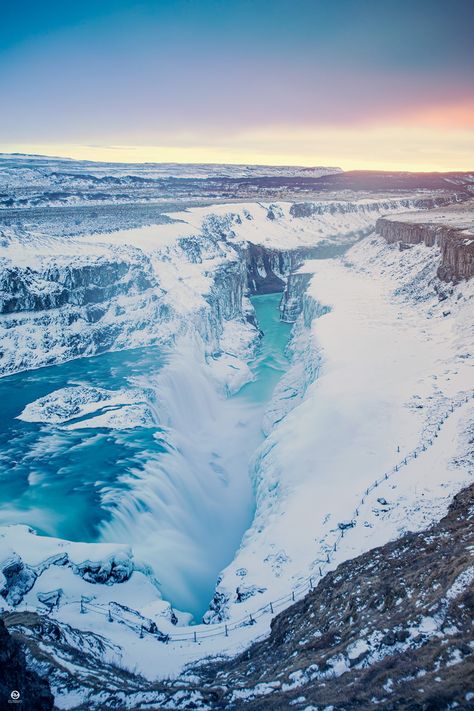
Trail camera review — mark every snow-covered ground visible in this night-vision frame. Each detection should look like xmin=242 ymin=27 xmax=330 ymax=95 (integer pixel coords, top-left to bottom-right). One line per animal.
xmin=210 ymin=232 xmax=473 ymax=626
xmin=0 ymin=198 xmax=433 ymax=377
xmin=1 ymin=196 xmax=473 ymax=697
xmin=378 ymin=199 xmax=474 ymax=233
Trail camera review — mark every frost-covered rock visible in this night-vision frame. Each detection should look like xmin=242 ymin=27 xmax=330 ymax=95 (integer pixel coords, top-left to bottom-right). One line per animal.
xmin=0 ymin=553 xmax=37 ymax=605
xmin=0 ymin=196 xmax=449 ymax=376
xmin=18 ymin=384 xmax=157 ymax=429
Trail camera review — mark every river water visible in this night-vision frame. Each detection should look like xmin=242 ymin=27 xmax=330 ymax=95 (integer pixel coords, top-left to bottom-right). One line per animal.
xmin=0 ymin=293 xmax=292 ymax=617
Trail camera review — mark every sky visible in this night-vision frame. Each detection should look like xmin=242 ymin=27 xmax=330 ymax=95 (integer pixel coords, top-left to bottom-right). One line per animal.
xmin=0 ymin=0 xmax=473 ymax=170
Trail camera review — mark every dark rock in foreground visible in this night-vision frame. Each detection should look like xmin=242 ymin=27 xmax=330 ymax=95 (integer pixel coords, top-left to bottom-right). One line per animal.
xmin=3 ymin=484 xmax=473 ymax=710
xmin=0 ymin=618 xmax=53 ymax=711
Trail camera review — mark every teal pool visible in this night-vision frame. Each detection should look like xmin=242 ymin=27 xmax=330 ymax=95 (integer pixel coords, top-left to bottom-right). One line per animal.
xmin=0 ymin=293 xmax=292 ymax=617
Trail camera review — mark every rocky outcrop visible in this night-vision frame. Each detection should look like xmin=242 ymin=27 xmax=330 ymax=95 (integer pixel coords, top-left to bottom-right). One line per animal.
xmin=0 ymin=256 xmax=156 ymax=314
xmin=196 ymin=484 xmax=474 ymax=709
xmin=290 ymin=195 xmax=457 ymax=219
xmin=5 ymin=483 xmax=473 ymax=710
xmin=377 ymin=217 xmax=474 ymax=283
xmin=0 ymin=548 xmax=133 ymax=607
xmin=243 ymin=243 xmax=287 ymax=294
xmin=0 ymin=555 xmax=37 ymax=606
xmin=243 ymin=243 xmax=347 ymax=296
xmin=0 ymin=618 xmax=53 ymax=711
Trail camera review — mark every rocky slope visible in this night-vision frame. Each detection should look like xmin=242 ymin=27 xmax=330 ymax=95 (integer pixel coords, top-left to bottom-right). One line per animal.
xmin=2 ymin=482 xmax=473 ymax=710
xmin=187 ymin=482 xmax=474 ymax=710
xmin=0 ymin=618 xmax=53 ymax=711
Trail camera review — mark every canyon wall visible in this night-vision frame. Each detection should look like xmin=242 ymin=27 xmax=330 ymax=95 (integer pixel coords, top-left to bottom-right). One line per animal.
xmin=376 ymin=217 xmax=474 ymax=283
xmin=1 ymin=197 xmax=464 ymax=377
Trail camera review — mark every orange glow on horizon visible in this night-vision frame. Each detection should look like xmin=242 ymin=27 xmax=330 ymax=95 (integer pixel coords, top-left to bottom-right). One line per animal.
xmin=399 ymin=100 xmax=474 ymax=130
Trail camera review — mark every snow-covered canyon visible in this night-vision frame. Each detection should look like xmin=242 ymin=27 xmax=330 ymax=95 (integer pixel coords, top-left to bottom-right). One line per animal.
xmin=1 ymin=189 xmax=473 ymax=705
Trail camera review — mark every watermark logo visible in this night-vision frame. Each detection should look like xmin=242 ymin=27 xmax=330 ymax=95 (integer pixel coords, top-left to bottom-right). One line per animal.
xmin=9 ymin=690 xmax=21 ymax=704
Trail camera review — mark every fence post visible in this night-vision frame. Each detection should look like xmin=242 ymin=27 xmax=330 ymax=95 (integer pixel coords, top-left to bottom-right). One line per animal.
xmin=225 ymin=624 xmax=228 ymax=637
xmin=193 ymin=631 xmax=197 ymax=643
xmin=292 ymin=591 xmax=295 ymax=602
xmin=319 ymin=566 xmax=322 ymax=577
xmin=270 ymin=601 xmax=274 ymax=614
xmin=80 ymin=596 xmax=85 ymax=614
xmin=249 ymin=613 xmax=254 ymax=624
xmin=108 ymin=605 xmax=112 ymax=623
xmin=309 ymin=577 xmax=313 ymax=590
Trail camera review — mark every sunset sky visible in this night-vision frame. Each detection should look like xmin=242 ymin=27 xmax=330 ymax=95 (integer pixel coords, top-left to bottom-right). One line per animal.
xmin=1 ymin=0 xmax=473 ymax=170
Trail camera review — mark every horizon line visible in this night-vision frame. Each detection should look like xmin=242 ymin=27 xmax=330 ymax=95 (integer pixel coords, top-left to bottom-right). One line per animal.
xmin=1 ymin=150 xmax=473 ymax=175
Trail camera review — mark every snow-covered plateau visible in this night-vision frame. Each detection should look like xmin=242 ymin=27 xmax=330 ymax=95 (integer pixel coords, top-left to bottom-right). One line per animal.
xmin=0 ymin=167 xmax=473 ymax=709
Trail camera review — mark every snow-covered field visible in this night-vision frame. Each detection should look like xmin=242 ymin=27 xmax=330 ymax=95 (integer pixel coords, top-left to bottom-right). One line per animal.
xmin=1 ymin=189 xmax=473 ymax=702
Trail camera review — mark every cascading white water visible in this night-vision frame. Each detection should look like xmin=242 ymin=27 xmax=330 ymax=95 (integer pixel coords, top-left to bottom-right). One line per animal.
xmin=99 ymin=337 xmax=264 ymax=617
xmin=0 ymin=293 xmax=291 ymax=621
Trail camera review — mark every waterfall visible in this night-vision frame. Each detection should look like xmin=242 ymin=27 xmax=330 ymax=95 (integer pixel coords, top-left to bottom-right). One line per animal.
xmin=99 ymin=337 xmax=261 ymax=618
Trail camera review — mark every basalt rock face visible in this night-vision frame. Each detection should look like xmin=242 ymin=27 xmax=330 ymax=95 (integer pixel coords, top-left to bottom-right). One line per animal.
xmin=289 ymin=194 xmax=455 ymax=219
xmin=244 ymin=243 xmax=287 ymax=294
xmin=0 ymin=257 xmax=156 ymax=314
xmin=0 ymin=618 xmax=54 ymax=711
xmin=377 ymin=217 xmax=474 ymax=283
xmin=244 ymin=243 xmax=341 ymax=296
xmin=280 ymin=272 xmax=313 ymax=321
xmin=0 ymin=548 xmax=133 ymax=608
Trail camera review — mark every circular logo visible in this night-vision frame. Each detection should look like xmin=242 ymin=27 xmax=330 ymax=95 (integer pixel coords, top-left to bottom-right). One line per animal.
xmin=10 ymin=691 xmax=20 ymax=701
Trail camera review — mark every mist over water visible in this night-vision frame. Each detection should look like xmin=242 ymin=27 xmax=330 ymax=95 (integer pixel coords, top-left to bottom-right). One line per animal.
xmin=0 ymin=294 xmax=292 ymax=618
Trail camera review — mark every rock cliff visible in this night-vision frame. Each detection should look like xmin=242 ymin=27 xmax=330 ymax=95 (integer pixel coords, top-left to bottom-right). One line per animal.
xmin=376 ymin=210 xmax=474 ymax=283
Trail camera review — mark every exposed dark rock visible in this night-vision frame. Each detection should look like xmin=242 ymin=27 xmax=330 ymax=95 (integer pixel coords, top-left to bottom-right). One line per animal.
xmin=0 ymin=258 xmax=157 ymax=314
xmin=4 ymin=485 xmax=473 ymax=710
xmin=0 ymin=618 xmax=53 ymax=711
xmin=377 ymin=215 xmax=474 ymax=283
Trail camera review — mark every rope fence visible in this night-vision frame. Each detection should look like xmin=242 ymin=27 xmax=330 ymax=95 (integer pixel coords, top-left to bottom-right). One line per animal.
xmin=49 ymin=392 xmax=473 ymax=644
